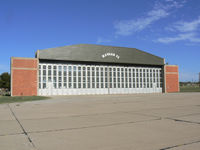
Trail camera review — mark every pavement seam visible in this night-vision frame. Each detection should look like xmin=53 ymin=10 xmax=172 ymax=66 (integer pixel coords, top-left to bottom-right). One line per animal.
xmin=166 ymin=117 xmax=200 ymax=125
xmin=159 ymin=139 xmax=200 ymax=150
xmin=125 ymin=112 xmax=161 ymax=119
xmin=16 ymin=109 xmax=163 ymax=121
xmin=164 ymin=112 xmax=200 ymax=118
xmin=0 ymin=132 xmax=24 ymax=137
xmin=130 ymin=112 xmax=200 ymax=120
xmin=11 ymin=103 xmax=199 ymax=121
xmin=124 ymin=112 xmax=200 ymax=125
xmin=17 ymin=111 xmax=129 ymax=121
xmin=7 ymin=104 xmax=38 ymax=149
xmin=27 ymin=118 xmax=161 ymax=134
xmin=18 ymin=111 xmax=200 ymax=122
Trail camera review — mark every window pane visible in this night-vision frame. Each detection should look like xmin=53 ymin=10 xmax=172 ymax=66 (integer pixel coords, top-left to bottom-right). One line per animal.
xmin=68 ymin=66 xmax=72 ymax=88
xmin=78 ymin=83 xmax=81 ymax=88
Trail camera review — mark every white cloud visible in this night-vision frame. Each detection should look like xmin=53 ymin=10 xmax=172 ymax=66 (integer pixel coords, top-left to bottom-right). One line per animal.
xmin=165 ymin=0 xmax=186 ymax=8
xmin=168 ymin=17 xmax=200 ymax=32
xmin=114 ymin=0 xmax=185 ymax=36
xmin=156 ymin=16 xmax=200 ymax=44
xmin=96 ymin=37 xmax=112 ymax=44
xmin=156 ymin=33 xmax=200 ymax=43
xmin=114 ymin=9 xmax=169 ymax=36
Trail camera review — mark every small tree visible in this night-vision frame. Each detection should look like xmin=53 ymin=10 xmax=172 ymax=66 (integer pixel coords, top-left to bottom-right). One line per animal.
xmin=0 ymin=72 xmax=10 ymax=90
xmin=199 ymin=72 xmax=200 ymax=87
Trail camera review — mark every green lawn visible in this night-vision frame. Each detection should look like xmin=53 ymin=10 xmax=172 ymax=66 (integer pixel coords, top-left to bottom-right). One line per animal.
xmin=0 ymin=96 xmax=50 ymax=104
xmin=180 ymin=86 xmax=200 ymax=92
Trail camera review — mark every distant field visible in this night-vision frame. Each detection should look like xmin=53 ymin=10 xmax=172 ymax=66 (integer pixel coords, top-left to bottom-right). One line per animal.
xmin=0 ymin=96 xmax=50 ymax=104
xmin=180 ymin=86 xmax=200 ymax=92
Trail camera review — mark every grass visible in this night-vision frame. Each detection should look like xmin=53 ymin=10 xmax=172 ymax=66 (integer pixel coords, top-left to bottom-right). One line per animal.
xmin=180 ymin=86 xmax=200 ymax=92
xmin=0 ymin=96 xmax=50 ymax=104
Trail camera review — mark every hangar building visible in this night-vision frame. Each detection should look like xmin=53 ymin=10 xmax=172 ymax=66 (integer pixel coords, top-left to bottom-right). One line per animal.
xmin=11 ymin=44 xmax=179 ymax=96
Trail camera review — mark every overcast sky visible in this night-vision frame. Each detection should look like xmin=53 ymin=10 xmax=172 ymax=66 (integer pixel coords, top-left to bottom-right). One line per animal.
xmin=0 ymin=0 xmax=200 ymax=81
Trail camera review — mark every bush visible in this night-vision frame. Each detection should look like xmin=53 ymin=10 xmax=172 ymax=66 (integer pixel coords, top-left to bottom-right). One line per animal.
xmin=0 ymin=72 xmax=10 ymax=90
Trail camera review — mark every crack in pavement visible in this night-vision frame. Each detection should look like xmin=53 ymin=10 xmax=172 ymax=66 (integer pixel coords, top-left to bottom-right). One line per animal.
xmin=27 ymin=118 xmax=161 ymax=134
xmin=131 ymin=112 xmax=200 ymax=121
xmin=17 ymin=111 xmax=130 ymax=121
xmin=127 ymin=112 xmax=162 ymax=119
xmin=0 ymin=132 xmax=24 ymax=137
xmin=7 ymin=104 xmax=37 ymax=149
xmin=12 ymin=109 xmax=159 ymax=121
xmin=167 ymin=117 xmax=200 ymax=125
xmin=11 ymin=103 xmax=200 ymax=121
xmin=160 ymin=139 xmax=200 ymax=150
xmin=167 ymin=112 xmax=200 ymax=118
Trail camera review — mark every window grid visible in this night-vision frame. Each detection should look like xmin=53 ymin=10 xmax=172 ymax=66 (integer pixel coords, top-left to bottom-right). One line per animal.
xmin=39 ymin=64 xmax=163 ymax=90
xmin=39 ymin=65 xmax=41 ymax=89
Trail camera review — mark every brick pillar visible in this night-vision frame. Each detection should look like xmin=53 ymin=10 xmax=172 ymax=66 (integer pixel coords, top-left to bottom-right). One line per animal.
xmin=11 ymin=57 xmax=38 ymax=96
xmin=165 ymin=65 xmax=179 ymax=93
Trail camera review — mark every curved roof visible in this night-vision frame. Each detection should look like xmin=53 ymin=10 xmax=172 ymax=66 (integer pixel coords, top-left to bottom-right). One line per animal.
xmin=37 ymin=44 xmax=164 ymax=66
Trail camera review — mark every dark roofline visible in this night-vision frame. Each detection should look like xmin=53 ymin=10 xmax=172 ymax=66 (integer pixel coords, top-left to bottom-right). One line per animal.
xmin=37 ymin=44 xmax=165 ymax=66
xmin=37 ymin=43 xmax=163 ymax=60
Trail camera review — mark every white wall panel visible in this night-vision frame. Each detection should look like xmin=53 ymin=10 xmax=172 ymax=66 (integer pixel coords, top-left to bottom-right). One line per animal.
xmin=38 ymin=63 xmax=162 ymax=96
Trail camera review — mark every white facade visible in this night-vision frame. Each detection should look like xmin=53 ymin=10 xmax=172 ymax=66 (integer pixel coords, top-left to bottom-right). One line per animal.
xmin=38 ymin=62 xmax=163 ymax=96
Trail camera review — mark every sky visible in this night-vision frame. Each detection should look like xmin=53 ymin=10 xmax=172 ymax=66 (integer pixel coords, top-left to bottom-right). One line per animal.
xmin=0 ymin=0 xmax=200 ymax=82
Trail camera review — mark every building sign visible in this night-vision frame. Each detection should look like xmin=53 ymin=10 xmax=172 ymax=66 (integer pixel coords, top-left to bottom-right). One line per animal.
xmin=101 ymin=53 xmax=120 ymax=59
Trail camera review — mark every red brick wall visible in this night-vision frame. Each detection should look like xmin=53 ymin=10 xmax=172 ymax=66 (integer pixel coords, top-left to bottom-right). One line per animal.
xmin=12 ymin=59 xmax=37 ymax=68
xmin=11 ymin=58 xmax=38 ymax=96
xmin=165 ymin=65 xmax=179 ymax=93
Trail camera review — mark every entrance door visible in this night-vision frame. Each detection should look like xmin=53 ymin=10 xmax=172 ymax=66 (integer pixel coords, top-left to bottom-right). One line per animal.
xmin=46 ymin=81 xmax=54 ymax=95
xmin=153 ymin=82 xmax=157 ymax=93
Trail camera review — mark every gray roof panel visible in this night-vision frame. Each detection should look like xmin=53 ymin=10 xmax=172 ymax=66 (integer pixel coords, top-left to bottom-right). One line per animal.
xmin=37 ymin=44 xmax=164 ymax=66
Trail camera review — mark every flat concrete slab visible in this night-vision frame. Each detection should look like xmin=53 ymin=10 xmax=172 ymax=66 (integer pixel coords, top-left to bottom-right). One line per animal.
xmin=0 ymin=120 xmax=23 ymax=136
xmin=21 ymin=112 xmax=158 ymax=133
xmin=0 ymin=104 xmax=23 ymax=136
xmin=0 ymin=104 xmax=15 ymax=121
xmin=29 ymin=119 xmax=200 ymax=150
xmin=171 ymin=113 xmax=200 ymax=124
xmin=0 ymin=93 xmax=200 ymax=150
xmin=138 ymin=105 xmax=200 ymax=118
xmin=0 ymin=134 xmax=35 ymax=150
